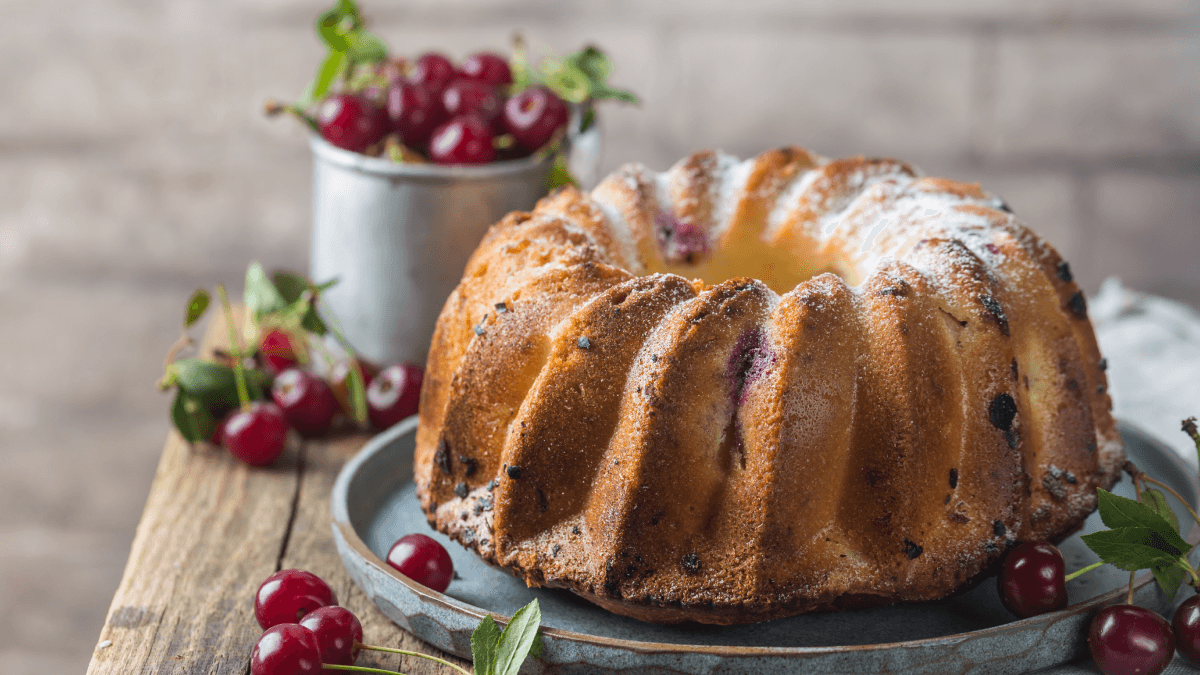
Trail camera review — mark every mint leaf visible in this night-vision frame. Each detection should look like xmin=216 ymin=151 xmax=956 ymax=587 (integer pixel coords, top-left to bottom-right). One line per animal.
xmin=1143 ymin=488 xmax=1181 ymax=533
xmin=1096 ymin=489 xmax=1189 ymax=554
xmin=1081 ymin=526 xmax=1186 ymax=571
xmin=471 ymin=614 xmax=502 ymax=675
xmin=171 ymin=390 xmax=215 ymax=442
xmin=1152 ymin=561 xmax=1186 ymax=600
xmin=184 ymin=289 xmax=210 ymax=328
xmin=245 ymin=262 xmax=288 ymax=321
xmin=494 ymin=599 xmax=542 ymax=675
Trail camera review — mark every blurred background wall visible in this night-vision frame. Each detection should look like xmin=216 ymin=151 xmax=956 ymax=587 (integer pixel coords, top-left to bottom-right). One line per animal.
xmin=1 ymin=0 xmax=1197 ymax=670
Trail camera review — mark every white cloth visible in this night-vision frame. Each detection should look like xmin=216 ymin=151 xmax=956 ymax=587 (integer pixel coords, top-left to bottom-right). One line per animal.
xmin=1092 ymin=277 xmax=1200 ymax=469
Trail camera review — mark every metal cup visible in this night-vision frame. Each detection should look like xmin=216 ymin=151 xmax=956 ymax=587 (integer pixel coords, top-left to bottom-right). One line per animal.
xmin=309 ymin=137 xmax=555 ymax=365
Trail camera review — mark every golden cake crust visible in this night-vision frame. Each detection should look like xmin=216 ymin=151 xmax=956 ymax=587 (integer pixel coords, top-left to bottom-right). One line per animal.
xmin=414 ymin=148 xmax=1123 ymax=625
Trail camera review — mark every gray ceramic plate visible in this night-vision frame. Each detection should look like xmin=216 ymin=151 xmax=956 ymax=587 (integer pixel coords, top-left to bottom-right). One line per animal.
xmin=331 ymin=419 xmax=1200 ymax=674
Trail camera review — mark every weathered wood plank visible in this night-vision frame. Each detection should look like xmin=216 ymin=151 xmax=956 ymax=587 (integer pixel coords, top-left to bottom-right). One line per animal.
xmin=87 ymin=309 xmax=463 ymax=674
xmin=282 ymin=434 xmax=469 ymax=674
xmin=87 ymin=310 xmax=303 ymax=674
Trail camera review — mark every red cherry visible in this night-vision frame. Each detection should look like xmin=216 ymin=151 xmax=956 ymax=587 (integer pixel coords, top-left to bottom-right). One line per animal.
xmin=375 ymin=57 xmax=408 ymax=84
xmin=503 ymin=87 xmax=569 ymax=151
xmin=260 ymin=330 xmax=298 ymax=374
xmin=1089 ymin=604 xmax=1175 ymax=675
xmin=366 ymin=363 xmax=424 ymax=429
xmin=251 ymin=623 xmax=323 ymax=675
xmin=386 ymin=81 xmax=446 ymax=149
xmin=409 ymin=52 xmax=457 ymax=95
xmin=387 ymin=533 xmax=453 ymax=592
xmin=272 ymin=369 xmax=339 ymax=437
xmin=317 ymin=94 xmax=388 ymax=153
xmin=223 ymin=402 xmax=289 ymax=466
xmin=255 ymin=569 xmax=338 ymax=630
xmin=441 ymin=79 xmax=503 ymax=125
xmin=998 ymin=542 xmax=1068 ymax=618
xmin=299 ymin=605 xmax=363 ymax=671
xmin=460 ymin=51 xmax=512 ymax=86
xmin=1173 ymin=594 xmax=1200 ymax=665
xmin=429 ymin=116 xmax=495 ymax=165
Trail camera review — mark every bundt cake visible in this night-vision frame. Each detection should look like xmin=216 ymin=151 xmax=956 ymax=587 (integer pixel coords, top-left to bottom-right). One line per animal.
xmin=414 ymin=147 xmax=1123 ymax=625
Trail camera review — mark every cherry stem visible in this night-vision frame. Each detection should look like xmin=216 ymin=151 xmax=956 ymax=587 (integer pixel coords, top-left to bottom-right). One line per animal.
xmin=1064 ymin=560 xmax=1106 ymax=583
xmin=1184 ymin=417 xmax=1200 ymax=468
xmin=216 ymin=284 xmax=251 ymax=410
xmin=355 ymin=643 xmax=471 ymax=675
xmin=1138 ymin=474 xmax=1200 ymax=534
xmin=323 ymin=313 xmax=367 ymax=425
xmin=321 ymin=665 xmax=405 ymax=675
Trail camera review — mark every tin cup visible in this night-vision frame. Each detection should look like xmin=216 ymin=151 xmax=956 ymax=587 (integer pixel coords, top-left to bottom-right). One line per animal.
xmin=310 ymin=131 xmax=588 ymax=366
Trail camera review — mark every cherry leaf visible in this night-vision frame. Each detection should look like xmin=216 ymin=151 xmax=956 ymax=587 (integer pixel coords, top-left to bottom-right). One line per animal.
xmin=470 ymin=614 xmax=502 ymax=675
xmin=493 ymin=599 xmax=542 ymax=675
xmin=245 ymin=262 xmax=288 ymax=321
xmin=1096 ymin=489 xmax=1189 ymax=555
xmin=1143 ymin=488 xmax=1181 ymax=533
xmin=171 ymin=390 xmax=215 ymax=443
xmin=184 ymin=289 xmax=210 ymax=329
xmin=1081 ymin=526 xmax=1186 ymax=572
xmin=1152 ymin=561 xmax=1185 ymax=601
xmin=271 ymin=270 xmax=310 ymax=304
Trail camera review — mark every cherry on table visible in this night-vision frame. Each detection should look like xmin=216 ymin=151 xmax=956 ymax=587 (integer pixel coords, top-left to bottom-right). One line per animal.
xmin=255 ymin=569 xmax=339 ymax=629
xmin=366 ymin=363 xmax=424 ymax=429
xmin=429 ymin=116 xmax=495 ymax=165
xmin=223 ymin=402 xmax=289 ymax=466
xmin=251 ymin=623 xmax=323 ymax=675
xmin=260 ymin=330 xmax=298 ymax=375
xmin=272 ymin=368 xmax=339 ymax=437
xmin=1173 ymin=594 xmax=1200 ymax=665
xmin=1089 ymin=604 xmax=1175 ymax=675
xmin=299 ymin=605 xmax=363 ymax=669
xmin=442 ymin=79 xmax=503 ymax=126
xmin=460 ymin=51 xmax=512 ymax=86
xmin=317 ymin=93 xmax=388 ymax=154
xmin=329 ymin=357 xmax=380 ymax=419
xmin=409 ymin=52 xmax=457 ymax=95
xmin=503 ymin=86 xmax=569 ymax=151
xmin=997 ymin=541 xmax=1068 ymax=618
xmin=387 ymin=533 xmax=454 ymax=593
xmin=386 ymin=81 xmax=445 ymax=149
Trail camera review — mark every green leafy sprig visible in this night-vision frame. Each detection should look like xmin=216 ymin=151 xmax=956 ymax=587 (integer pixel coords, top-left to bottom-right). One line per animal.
xmin=298 ymin=0 xmax=388 ymax=110
xmin=510 ymin=36 xmax=637 ymax=109
xmin=321 ymin=599 xmax=544 ymax=675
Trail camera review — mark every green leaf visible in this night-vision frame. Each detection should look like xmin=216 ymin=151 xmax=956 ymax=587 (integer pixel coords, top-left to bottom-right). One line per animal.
xmin=170 ymin=359 xmax=271 ymax=407
xmin=171 ymin=390 xmax=215 ymax=443
xmin=1096 ymin=489 xmax=1189 ymax=554
xmin=316 ymin=7 xmax=351 ymax=51
xmin=1143 ymin=488 xmax=1181 ymax=533
xmin=184 ymin=289 xmax=210 ymax=328
xmin=314 ymin=278 xmax=339 ymax=292
xmin=346 ymin=360 xmax=367 ymax=424
xmin=271 ymin=270 xmax=310 ymax=304
xmin=245 ymin=262 xmax=288 ymax=321
xmin=1152 ymin=561 xmax=1186 ymax=600
xmin=347 ymin=30 xmax=388 ymax=64
xmin=567 ymin=46 xmax=612 ymax=84
xmin=471 ymin=614 xmax=503 ymax=675
xmin=542 ymin=62 xmax=591 ymax=104
xmin=493 ymin=599 xmax=542 ymax=675
xmin=1081 ymin=526 xmax=1186 ymax=571
xmin=589 ymin=83 xmax=639 ymax=104
xmin=300 ymin=306 xmax=328 ymax=336
xmin=299 ymin=49 xmax=348 ymax=109
xmin=546 ymin=153 xmax=578 ymax=192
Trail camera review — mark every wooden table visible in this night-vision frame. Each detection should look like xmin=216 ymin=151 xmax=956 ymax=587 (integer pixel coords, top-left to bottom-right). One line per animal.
xmin=86 ymin=312 xmax=468 ymax=674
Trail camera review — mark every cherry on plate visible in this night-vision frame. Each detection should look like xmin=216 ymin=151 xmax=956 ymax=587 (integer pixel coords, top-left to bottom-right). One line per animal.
xmin=997 ymin=541 xmax=1067 ymax=618
xmin=409 ymin=52 xmax=457 ymax=95
xmin=366 ymin=363 xmax=424 ymax=429
xmin=255 ymin=569 xmax=339 ymax=629
xmin=503 ymin=86 xmax=569 ymax=151
xmin=429 ymin=116 xmax=495 ymax=165
xmin=387 ymin=81 xmax=446 ymax=148
xmin=299 ymin=605 xmax=363 ymax=669
xmin=460 ymin=51 xmax=512 ymax=86
xmin=260 ymin=330 xmax=298 ymax=374
xmin=317 ymin=93 xmax=388 ymax=153
xmin=1173 ymin=594 xmax=1200 ymax=665
xmin=387 ymin=533 xmax=453 ymax=592
xmin=223 ymin=402 xmax=289 ymax=466
xmin=272 ymin=368 xmax=339 ymax=437
xmin=251 ymin=623 xmax=323 ymax=675
xmin=442 ymin=79 xmax=503 ymax=125
xmin=1089 ymin=604 xmax=1175 ymax=675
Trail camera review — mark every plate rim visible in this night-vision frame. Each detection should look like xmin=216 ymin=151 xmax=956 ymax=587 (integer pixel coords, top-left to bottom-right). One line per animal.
xmin=331 ymin=417 xmax=1200 ymax=656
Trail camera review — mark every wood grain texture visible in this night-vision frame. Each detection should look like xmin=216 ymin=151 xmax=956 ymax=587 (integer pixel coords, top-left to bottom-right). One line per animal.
xmin=87 ymin=311 xmax=463 ymax=674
